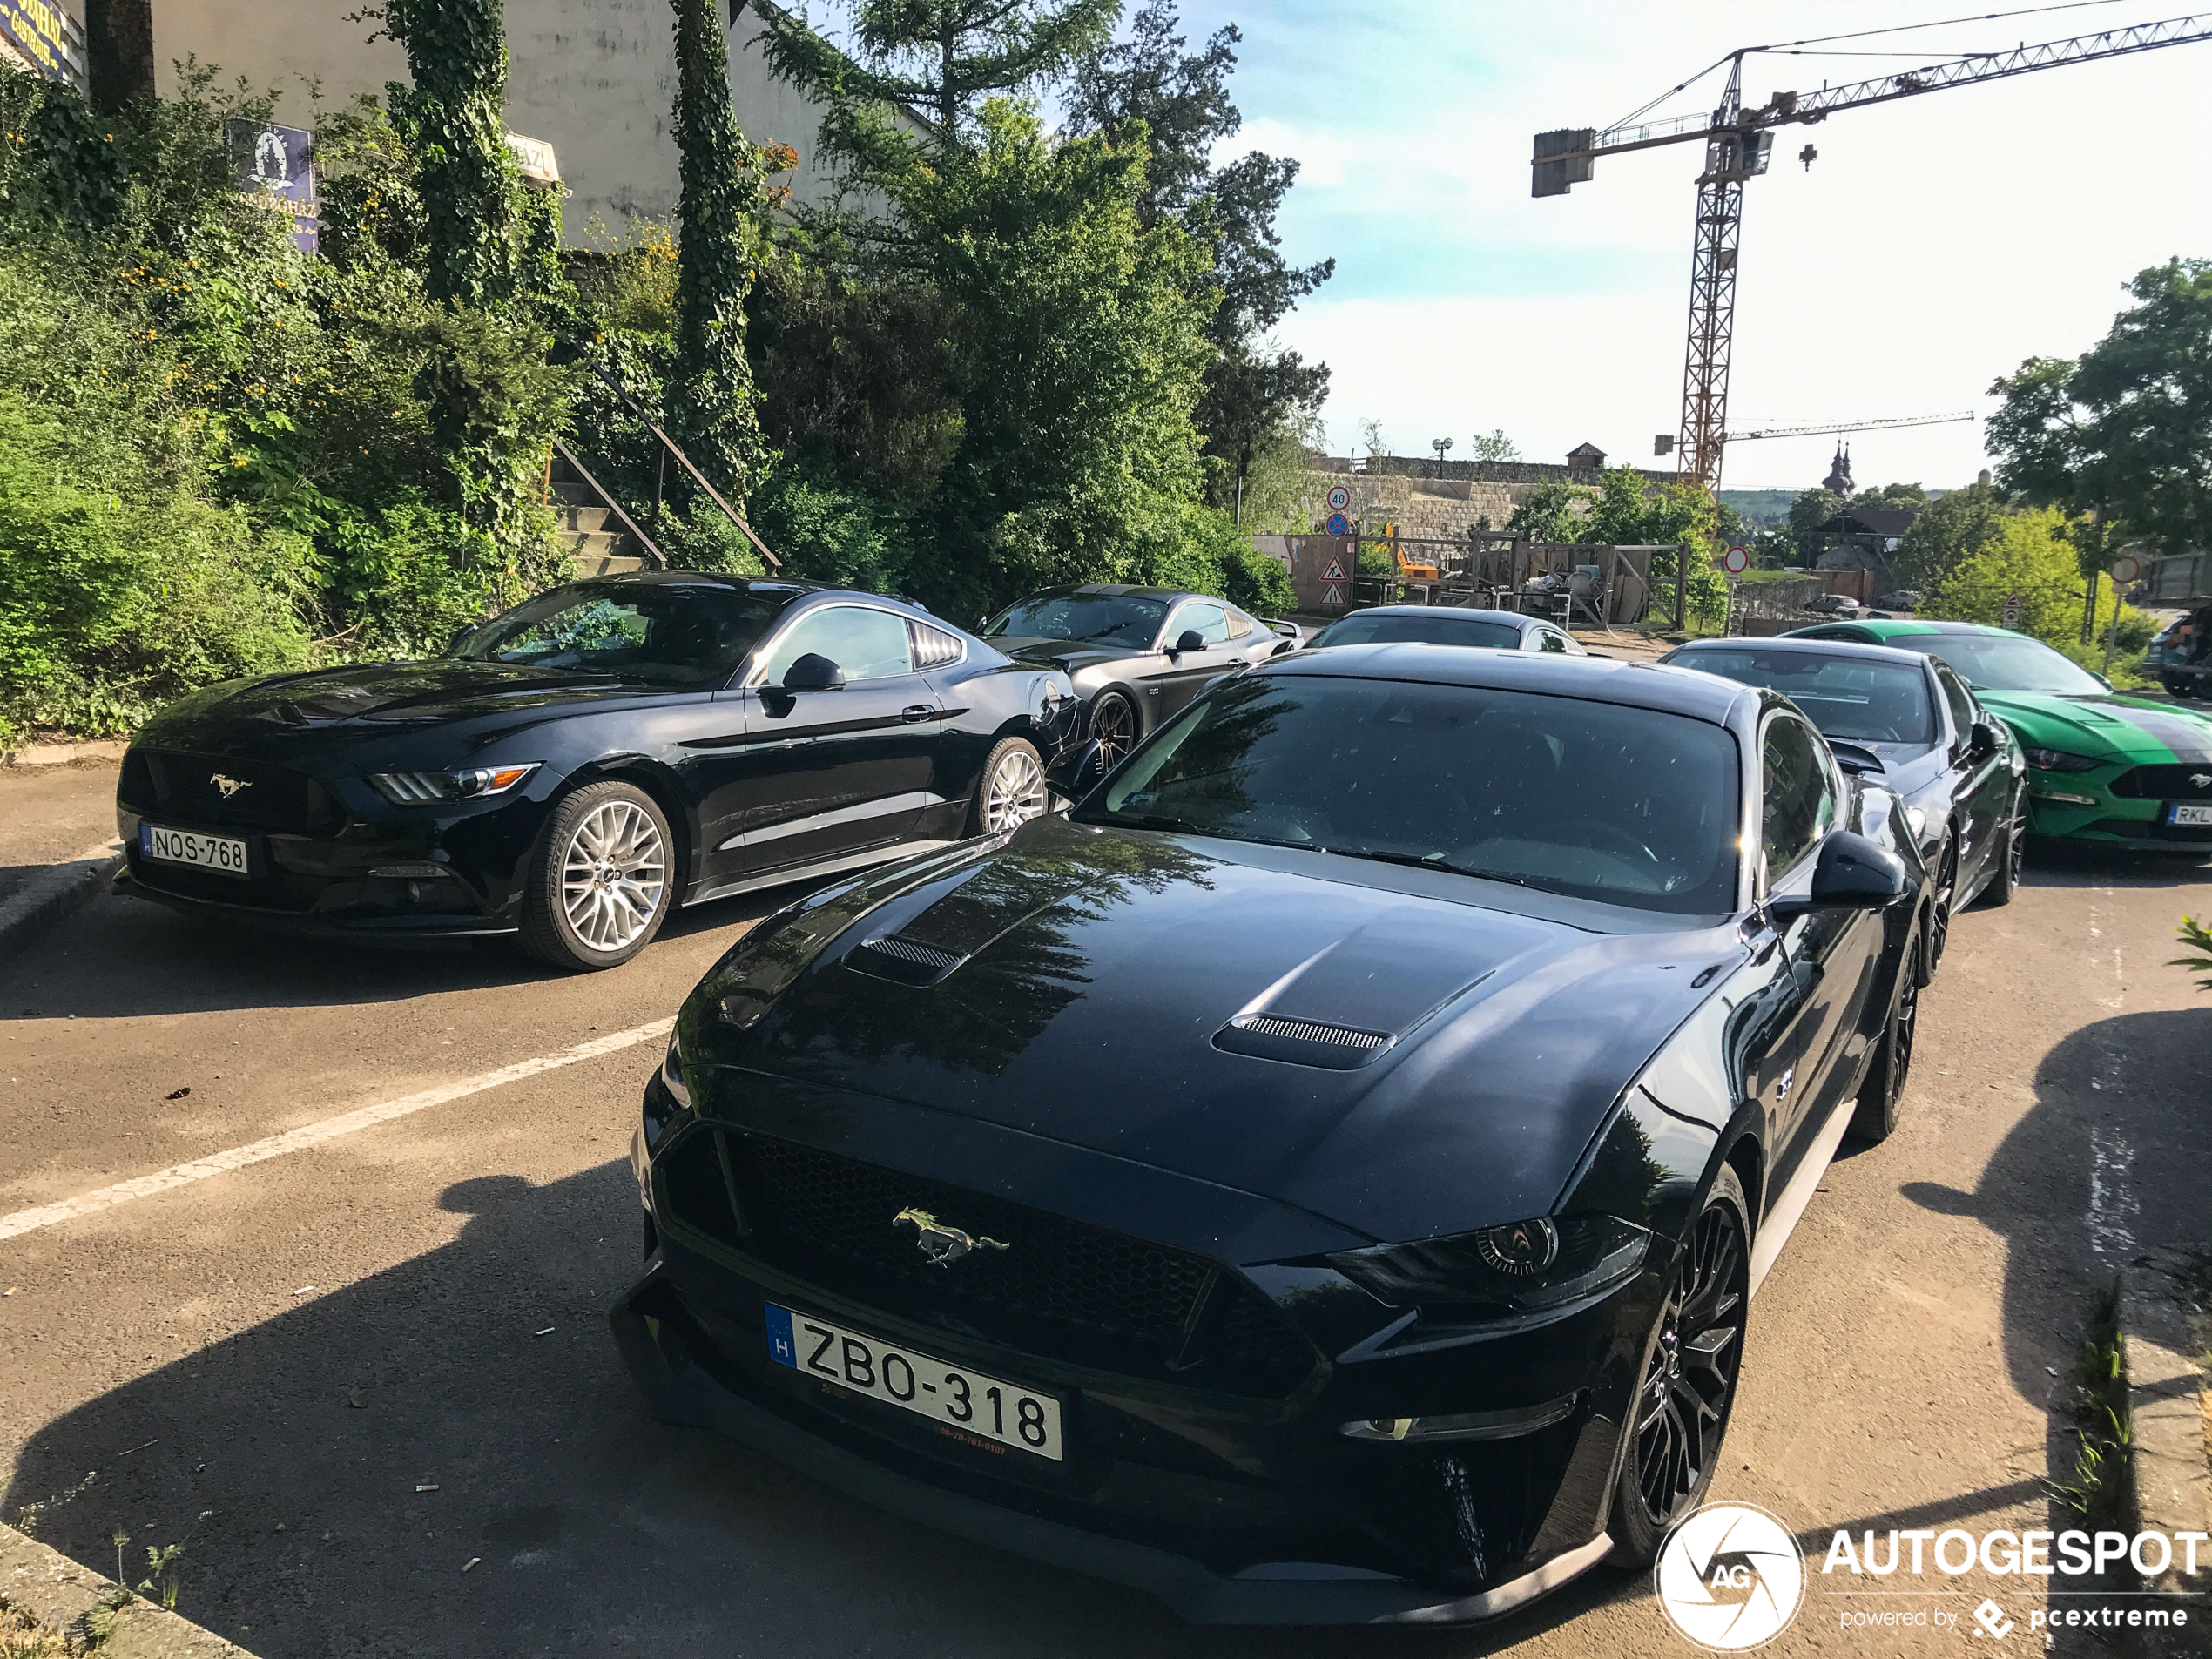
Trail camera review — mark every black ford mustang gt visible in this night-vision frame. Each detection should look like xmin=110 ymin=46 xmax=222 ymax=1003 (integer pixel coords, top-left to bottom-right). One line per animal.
xmin=616 ymin=646 xmax=1932 ymax=1623
xmin=1662 ymin=636 xmax=2027 ymax=971
xmin=115 ymin=574 xmax=1078 ymax=970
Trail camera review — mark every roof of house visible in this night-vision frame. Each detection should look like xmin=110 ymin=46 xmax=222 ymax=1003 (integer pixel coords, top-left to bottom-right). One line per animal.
xmin=1817 ymin=506 xmax=1918 ymax=537
xmin=1566 ymin=442 xmax=1608 ymax=460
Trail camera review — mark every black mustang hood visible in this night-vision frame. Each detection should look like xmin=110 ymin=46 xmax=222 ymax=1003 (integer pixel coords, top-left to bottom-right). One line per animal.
xmin=707 ymin=817 xmax=1742 ymax=1244
xmin=989 ymin=636 xmax=1143 ymax=674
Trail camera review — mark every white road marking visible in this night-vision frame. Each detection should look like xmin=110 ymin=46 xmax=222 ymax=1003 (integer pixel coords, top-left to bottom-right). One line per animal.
xmin=2086 ymin=1129 xmax=2139 ymax=1264
xmin=0 ymin=1018 xmax=673 ymax=1242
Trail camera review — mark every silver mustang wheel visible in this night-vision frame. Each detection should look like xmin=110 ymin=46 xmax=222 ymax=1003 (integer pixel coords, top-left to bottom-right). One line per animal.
xmin=562 ymin=799 xmax=667 ymax=950
xmin=982 ymin=743 xmax=1047 ymax=833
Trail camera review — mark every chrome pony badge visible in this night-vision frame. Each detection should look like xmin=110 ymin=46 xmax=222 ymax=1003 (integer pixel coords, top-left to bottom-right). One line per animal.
xmin=210 ymin=772 xmax=253 ymax=799
xmin=2192 ymin=772 xmax=2211 ymax=789
xmin=893 ymin=1207 xmax=1008 ymax=1268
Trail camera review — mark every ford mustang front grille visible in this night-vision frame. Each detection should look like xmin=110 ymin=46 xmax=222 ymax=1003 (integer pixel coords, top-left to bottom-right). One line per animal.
xmin=658 ymin=1128 xmax=1315 ymax=1398
xmin=2109 ymin=764 xmax=2212 ymax=800
xmin=122 ymin=749 xmax=341 ymax=833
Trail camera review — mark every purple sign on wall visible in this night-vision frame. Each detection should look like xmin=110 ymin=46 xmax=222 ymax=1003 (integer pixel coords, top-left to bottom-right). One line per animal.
xmin=226 ymin=119 xmax=318 ymax=256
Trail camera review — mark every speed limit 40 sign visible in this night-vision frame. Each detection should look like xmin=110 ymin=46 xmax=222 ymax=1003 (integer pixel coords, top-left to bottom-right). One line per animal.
xmin=1325 ymin=484 xmax=1351 ymax=513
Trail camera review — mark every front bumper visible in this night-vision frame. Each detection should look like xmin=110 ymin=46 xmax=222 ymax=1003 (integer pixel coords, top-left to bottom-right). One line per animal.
xmin=614 ymin=1089 xmax=1647 ymax=1625
xmin=2022 ymin=773 xmax=2212 ymax=846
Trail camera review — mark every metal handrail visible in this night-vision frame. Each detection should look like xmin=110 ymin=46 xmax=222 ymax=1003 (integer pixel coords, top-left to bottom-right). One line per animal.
xmin=590 ymin=366 xmax=783 ymax=572
xmin=550 ymin=438 xmax=667 ymax=568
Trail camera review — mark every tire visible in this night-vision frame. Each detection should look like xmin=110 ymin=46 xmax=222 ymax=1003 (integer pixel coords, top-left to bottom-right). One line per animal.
xmin=1608 ymin=1163 xmax=1751 ymax=1568
xmin=968 ymin=736 xmax=1048 ymax=837
xmin=516 ymin=781 xmax=675 ymax=972
xmin=1925 ymin=836 xmax=1957 ymax=975
xmin=1089 ymin=691 xmax=1138 ymax=771
xmin=1978 ymin=808 xmax=2024 ymax=908
xmin=1848 ymin=921 xmax=1924 ymax=1144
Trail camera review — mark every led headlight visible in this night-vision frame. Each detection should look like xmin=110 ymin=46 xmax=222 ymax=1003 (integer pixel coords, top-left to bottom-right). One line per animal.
xmin=1327 ymin=1213 xmax=1649 ymax=1317
xmin=368 ymin=764 xmax=540 ymax=805
xmin=2020 ymin=746 xmax=2101 ymax=774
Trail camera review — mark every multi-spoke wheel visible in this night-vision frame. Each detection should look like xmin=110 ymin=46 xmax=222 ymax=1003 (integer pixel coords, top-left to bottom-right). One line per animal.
xmin=1979 ymin=807 xmax=2025 ymax=908
xmin=968 ymin=737 xmax=1048 ymax=836
xmin=1925 ymin=836 xmax=1957 ymax=974
xmin=1089 ymin=692 xmax=1137 ymax=771
xmin=1610 ymin=1164 xmax=1750 ymax=1567
xmin=519 ymin=781 xmax=674 ymax=971
xmin=1849 ymin=921 xmax=1924 ymax=1144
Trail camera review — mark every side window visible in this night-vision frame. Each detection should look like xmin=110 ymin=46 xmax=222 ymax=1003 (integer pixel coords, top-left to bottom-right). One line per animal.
xmin=1761 ymin=716 xmax=1837 ymax=882
xmin=1932 ymin=664 xmax=1976 ymax=747
xmin=754 ymin=605 xmax=914 ymax=685
xmin=1539 ymin=629 xmax=1570 ymax=654
xmin=1173 ymin=603 xmax=1231 ymax=645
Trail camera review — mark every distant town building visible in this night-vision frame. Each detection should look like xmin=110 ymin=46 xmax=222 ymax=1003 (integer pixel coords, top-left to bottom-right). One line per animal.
xmin=1566 ymin=442 xmax=1608 ymax=471
xmin=1822 ymin=442 xmax=1855 ymax=496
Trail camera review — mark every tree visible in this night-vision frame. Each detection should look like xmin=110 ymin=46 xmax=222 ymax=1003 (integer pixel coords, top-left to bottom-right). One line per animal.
xmin=1785 ymin=486 xmax=1842 ymax=562
xmin=749 ymin=0 xmax=1117 ymax=150
xmin=84 ymin=0 xmax=156 ymax=111
xmin=1505 ymin=481 xmax=1590 ymax=542
xmin=1986 ymin=260 xmax=2212 ymax=554
xmin=1923 ymin=505 xmax=2112 ymax=646
xmin=1358 ymin=417 xmax=1388 ymax=460
xmin=667 ymin=0 xmax=781 ymax=509
xmin=1065 ymin=4 xmax=1333 ymax=503
xmin=1892 ymin=478 xmax=2003 ymax=591
xmin=1470 ymin=429 xmax=1520 ymax=462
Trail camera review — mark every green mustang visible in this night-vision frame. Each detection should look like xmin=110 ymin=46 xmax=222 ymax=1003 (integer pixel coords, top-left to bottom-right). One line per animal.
xmin=1786 ymin=619 xmax=2212 ymax=848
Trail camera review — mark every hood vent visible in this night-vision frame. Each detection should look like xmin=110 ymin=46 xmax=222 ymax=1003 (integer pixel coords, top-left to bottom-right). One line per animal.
xmin=1212 ymin=1013 xmax=1395 ymax=1071
xmin=847 ymin=934 xmax=965 ymax=986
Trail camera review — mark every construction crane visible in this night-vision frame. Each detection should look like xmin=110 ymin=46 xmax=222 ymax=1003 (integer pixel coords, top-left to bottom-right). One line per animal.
xmin=1717 ymin=410 xmax=1976 ymax=445
xmin=1534 ymin=11 xmax=2212 ymax=491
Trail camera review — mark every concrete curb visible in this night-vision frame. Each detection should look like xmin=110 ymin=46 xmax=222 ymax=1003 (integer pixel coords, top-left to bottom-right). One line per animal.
xmin=0 ymin=842 xmax=123 ymax=965
xmin=0 ymin=1523 xmax=257 ymax=1656
xmin=2123 ymin=1264 xmax=2212 ymax=1595
xmin=1 ymin=739 xmax=129 ymax=769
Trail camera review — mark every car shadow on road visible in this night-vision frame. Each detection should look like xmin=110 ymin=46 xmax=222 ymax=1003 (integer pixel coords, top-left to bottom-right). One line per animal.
xmin=5 ymin=1165 xmax=1666 ymax=1659
xmin=1896 ymin=1006 xmax=2212 ymax=1648
xmin=2022 ymin=840 xmax=2211 ymax=890
xmin=0 ymin=880 xmax=803 ymax=1022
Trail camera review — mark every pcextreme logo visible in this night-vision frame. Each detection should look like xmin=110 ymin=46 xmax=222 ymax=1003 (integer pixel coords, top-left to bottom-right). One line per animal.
xmin=1655 ymin=1502 xmax=1808 ymax=1650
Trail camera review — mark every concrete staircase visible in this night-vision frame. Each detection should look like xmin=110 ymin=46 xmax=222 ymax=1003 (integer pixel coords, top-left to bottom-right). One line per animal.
xmin=550 ymin=454 xmax=653 ymax=577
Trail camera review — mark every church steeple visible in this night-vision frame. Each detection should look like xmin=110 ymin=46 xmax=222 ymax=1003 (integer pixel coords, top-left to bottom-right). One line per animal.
xmin=1822 ymin=442 xmax=1854 ymax=496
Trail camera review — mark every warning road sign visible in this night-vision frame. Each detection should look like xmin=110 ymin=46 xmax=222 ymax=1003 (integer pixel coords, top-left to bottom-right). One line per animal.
xmin=1323 ymin=583 xmax=1344 ymax=606
xmin=2001 ymin=590 xmax=2022 ymax=629
xmin=1321 ymin=556 xmax=1345 ymax=581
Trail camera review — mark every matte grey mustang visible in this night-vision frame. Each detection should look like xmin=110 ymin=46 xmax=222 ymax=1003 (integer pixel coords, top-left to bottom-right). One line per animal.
xmin=616 ymin=645 xmax=1934 ymax=1625
xmin=979 ymin=584 xmax=1301 ymax=768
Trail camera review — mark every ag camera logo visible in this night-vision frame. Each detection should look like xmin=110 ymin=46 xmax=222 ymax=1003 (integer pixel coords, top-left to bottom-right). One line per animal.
xmin=1655 ymin=1502 xmax=1807 ymax=1650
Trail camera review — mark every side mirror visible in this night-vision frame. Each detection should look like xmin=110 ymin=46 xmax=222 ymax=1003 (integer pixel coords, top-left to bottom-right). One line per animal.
xmin=1966 ymin=718 xmax=2000 ymax=760
xmin=447 ymin=622 xmax=480 ymax=655
xmin=1171 ymin=630 xmax=1205 ymax=655
xmin=781 ymin=652 xmax=846 ymax=692
xmin=1044 ymin=739 xmax=1104 ymax=799
xmin=1769 ymin=829 xmax=1909 ymax=921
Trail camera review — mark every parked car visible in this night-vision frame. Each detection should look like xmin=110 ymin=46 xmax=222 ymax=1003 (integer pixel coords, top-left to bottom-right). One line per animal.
xmin=1662 ymin=636 xmax=2027 ymax=969
xmin=115 ymin=574 xmax=1079 ymax=970
xmin=1802 ymin=592 xmax=1863 ymax=617
xmin=1305 ymin=604 xmax=1587 ymax=655
xmin=1875 ymin=590 xmax=1921 ymax=613
xmin=2146 ymin=606 xmax=2211 ymax=699
xmin=617 ymin=645 xmax=1930 ymax=1626
xmin=1788 ymin=617 xmax=2212 ymax=848
xmin=979 ymin=585 xmax=1299 ymax=767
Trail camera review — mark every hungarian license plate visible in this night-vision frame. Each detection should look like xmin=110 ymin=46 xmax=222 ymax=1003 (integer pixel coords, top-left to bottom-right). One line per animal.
xmin=765 ymin=1304 xmax=1064 ymax=1460
xmin=140 ymin=824 xmax=250 ymax=875
xmin=2167 ymin=802 xmax=2212 ymax=827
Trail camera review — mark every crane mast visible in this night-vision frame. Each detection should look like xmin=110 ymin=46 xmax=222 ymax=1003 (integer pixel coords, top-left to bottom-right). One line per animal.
xmin=1535 ymin=11 xmax=2212 ymax=491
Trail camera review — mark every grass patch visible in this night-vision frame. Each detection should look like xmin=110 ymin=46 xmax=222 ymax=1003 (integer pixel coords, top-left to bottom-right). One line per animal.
xmin=0 ymin=1596 xmax=72 ymax=1658
xmin=2048 ymin=1280 xmax=2134 ymax=1527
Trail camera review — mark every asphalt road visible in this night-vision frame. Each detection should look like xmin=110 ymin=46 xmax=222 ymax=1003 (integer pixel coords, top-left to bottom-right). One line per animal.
xmin=2 ymin=836 xmax=2208 ymax=1659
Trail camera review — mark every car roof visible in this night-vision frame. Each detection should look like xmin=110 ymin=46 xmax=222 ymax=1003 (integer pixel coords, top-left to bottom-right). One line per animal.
xmin=570 ymin=570 xmax=967 ymax=619
xmin=1323 ymin=605 xmax=1533 ymax=626
xmin=1671 ymin=636 xmax=1937 ymax=670
xmin=1791 ymin=617 xmax=2015 ymax=639
xmin=1260 ymin=642 xmax=1750 ymax=724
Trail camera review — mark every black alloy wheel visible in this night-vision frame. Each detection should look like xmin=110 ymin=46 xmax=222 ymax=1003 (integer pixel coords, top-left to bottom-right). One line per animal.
xmin=1089 ymin=692 xmax=1137 ymax=770
xmin=1611 ymin=1164 xmax=1750 ymax=1566
xmin=1979 ymin=810 xmax=2024 ymax=908
xmin=1925 ymin=837 xmax=1957 ymax=973
xmin=1848 ymin=921 xmax=1924 ymax=1144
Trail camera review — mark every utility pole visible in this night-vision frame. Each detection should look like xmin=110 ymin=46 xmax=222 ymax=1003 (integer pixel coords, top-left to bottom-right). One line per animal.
xmin=85 ymin=0 xmax=156 ymax=111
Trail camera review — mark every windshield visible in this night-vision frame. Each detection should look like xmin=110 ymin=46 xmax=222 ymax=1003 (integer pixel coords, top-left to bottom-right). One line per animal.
xmin=985 ymin=593 xmax=1167 ymax=648
xmin=455 ymin=583 xmax=791 ymax=688
xmin=1892 ymin=633 xmax=2106 ymax=695
xmin=1075 ymin=672 xmax=1742 ymax=915
xmin=1310 ymin=613 xmax=1521 ymax=651
xmin=1676 ymin=649 xmax=1936 ymax=744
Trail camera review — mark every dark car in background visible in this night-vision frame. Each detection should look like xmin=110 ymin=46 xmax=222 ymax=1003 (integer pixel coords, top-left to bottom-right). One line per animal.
xmin=616 ymin=646 xmax=1929 ymax=1626
xmin=1306 ymin=605 xmax=1588 ymax=655
xmin=116 ymin=574 xmax=1077 ymax=970
xmin=980 ymin=584 xmax=1300 ymax=766
xmin=1662 ymin=636 xmax=2026 ymax=968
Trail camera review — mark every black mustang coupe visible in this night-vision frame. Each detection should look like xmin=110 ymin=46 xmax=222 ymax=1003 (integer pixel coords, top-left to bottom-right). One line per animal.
xmin=1662 ymin=635 xmax=2027 ymax=972
xmin=115 ymin=574 xmax=1077 ymax=970
xmin=616 ymin=646 xmax=1931 ymax=1623
xmin=980 ymin=584 xmax=1301 ymax=767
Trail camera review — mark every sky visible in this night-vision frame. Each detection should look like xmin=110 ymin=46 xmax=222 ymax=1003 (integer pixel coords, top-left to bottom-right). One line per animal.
xmin=1139 ymin=0 xmax=2212 ymax=490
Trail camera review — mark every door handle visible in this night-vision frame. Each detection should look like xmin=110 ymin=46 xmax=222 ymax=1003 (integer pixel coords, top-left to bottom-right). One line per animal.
xmin=901 ymin=704 xmax=935 ymax=723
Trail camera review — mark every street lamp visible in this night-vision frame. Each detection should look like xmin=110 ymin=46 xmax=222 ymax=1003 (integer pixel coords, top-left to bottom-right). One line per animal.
xmin=1431 ymin=436 xmax=1453 ymax=476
